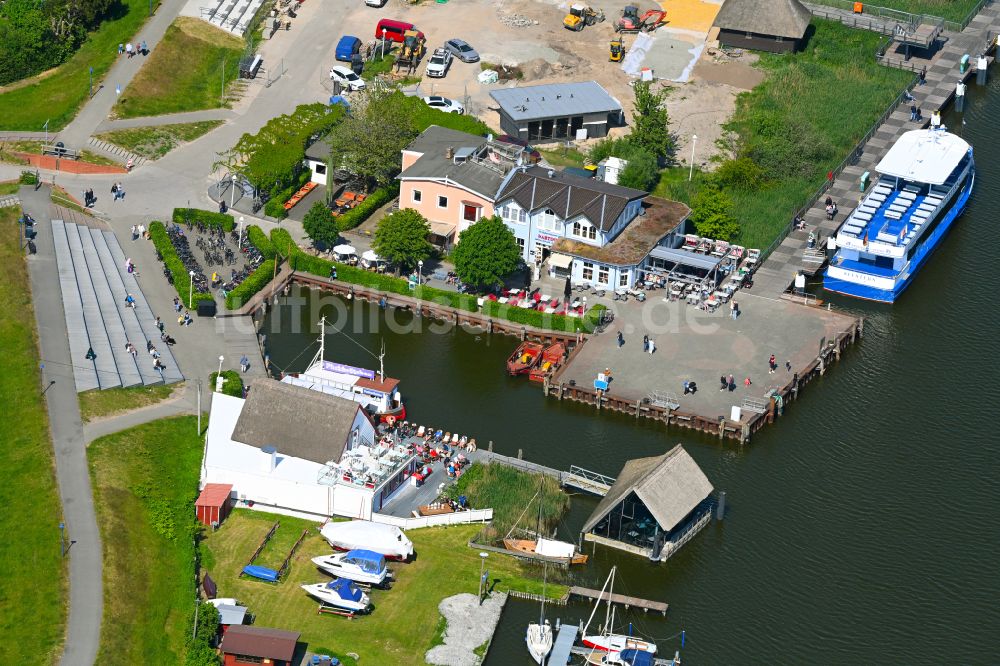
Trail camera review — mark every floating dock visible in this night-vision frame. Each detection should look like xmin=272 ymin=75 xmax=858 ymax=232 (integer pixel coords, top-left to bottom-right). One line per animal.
xmin=549 ymin=621 xmax=579 ymax=666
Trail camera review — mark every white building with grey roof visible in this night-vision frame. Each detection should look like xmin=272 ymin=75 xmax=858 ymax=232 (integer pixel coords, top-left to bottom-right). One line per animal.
xmin=490 ymin=81 xmax=624 ymax=141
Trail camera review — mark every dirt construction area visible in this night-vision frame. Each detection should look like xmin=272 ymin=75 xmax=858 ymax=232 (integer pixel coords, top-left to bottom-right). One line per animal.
xmin=286 ymin=0 xmax=769 ymax=166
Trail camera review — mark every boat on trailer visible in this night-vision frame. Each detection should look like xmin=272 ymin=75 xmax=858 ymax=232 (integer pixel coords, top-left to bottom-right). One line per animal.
xmin=301 ymin=578 xmax=371 ymax=613
xmin=320 ymin=520 xmax=414 ymax=561
xmin=529 ymin=342 xmax=566 ymax=382
xmin=824 ymin=128 xmax=975 ymax=303
xmin=312 ymin=549 xmax=391 ymax=587
xmin=507 ymin=341 xmax=545 ymax=376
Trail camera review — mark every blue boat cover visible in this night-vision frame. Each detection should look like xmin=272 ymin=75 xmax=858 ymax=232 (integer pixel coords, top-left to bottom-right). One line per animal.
xmin=325 ymin=577 xmax=363 ymax=602
xmin=345 ymin=549 xmax=386 ymax=574
xmin=242 ymin=565 xmax=279 ymax=581
xmin=619 ymin=649 xmax=655 ymax=666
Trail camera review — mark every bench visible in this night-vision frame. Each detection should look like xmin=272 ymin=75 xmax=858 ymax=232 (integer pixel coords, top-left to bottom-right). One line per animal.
xmin=42 ymin=144 xmax=79 ymax=159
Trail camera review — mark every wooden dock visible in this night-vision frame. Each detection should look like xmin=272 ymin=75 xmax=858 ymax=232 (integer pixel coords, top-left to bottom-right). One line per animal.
xmin=565 ymin=586 xmax=668 ymax=615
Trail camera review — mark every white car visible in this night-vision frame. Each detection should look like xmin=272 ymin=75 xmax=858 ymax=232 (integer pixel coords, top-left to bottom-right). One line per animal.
xmin=329 ymin=65 xmax=365 ymax=91
xmin=425 ymin=48 xmax=452 ymax=78
xmin=422 ymin=95 xmax=464 ymax=114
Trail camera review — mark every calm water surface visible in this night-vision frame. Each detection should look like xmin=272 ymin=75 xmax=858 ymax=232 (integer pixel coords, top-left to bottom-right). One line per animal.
xmin=263 ymin=81 xmax=999 ymax=664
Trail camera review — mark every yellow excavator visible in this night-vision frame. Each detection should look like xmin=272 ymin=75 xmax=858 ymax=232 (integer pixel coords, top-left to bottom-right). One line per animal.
xmin=395 ymin=29 xmax=426 ymax=73
xmin=564 ymin=3 xmax=605 ymax=31
xmin=609 ymin=38 xmax=625 ymax=62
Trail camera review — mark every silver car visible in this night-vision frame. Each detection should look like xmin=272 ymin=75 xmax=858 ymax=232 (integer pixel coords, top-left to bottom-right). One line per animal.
xmin=444 ymin=38 xmax=479 ymax=63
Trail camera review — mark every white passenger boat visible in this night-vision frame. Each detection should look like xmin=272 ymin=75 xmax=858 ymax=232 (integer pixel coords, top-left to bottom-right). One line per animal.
xmin=824 ymin=128 xmax=974 ymax=303
xmin=580 ymin=567 xmax=657 ymax=656
xmin=312 ymin=549 xmax=391 ymax=587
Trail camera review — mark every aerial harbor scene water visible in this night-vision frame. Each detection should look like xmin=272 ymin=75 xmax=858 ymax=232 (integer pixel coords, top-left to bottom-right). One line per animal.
xmin=1 ymin=0 xmax=998 ymax=664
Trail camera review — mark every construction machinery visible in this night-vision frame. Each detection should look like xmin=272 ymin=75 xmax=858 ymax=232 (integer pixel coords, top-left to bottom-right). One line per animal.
xmin=614 ymin=5 xmax=667 ymax=33
xmin=609 ymin=37 xmax=625 ymax=62
xmin=564 ymin=4 xmax=605 ymax=31
xmin=394 ymin=29 xmax=426 ymax=73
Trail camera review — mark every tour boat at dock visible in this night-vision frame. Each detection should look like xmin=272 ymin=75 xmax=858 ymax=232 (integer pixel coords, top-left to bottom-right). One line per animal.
xmin=282 ymin=317 xmax=406 ymax=422
xmin=528 ymin=342 xmax=566 ymax=382
xmin=507 ymin=341 xmax=545 ymax=375
xmin=824 ymin=128 xmax=974 ymax=303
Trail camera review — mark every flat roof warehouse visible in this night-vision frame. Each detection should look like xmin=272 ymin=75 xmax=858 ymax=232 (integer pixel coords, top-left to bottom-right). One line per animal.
xmin=490 ymin=82 xmax=623 ymax=122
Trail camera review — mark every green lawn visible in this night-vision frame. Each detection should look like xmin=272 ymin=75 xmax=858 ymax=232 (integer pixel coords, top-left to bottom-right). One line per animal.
xmin=78 ymin=382 xmax=178 ymax=422
xmin=88 ymin=415 xmax=203 ymax=663
xmin=809 ymin=0 xmax=983 ymax=23
xmin=540 ymin=147 xmax=588 ymax=168
xmin=0 ymin=207 xmax=66 ymax=663
xmin=0 ymin=0 xmax=160 ymax=130
xmin=203 ymin=511 xmax=566 ymax=663
xmin=95 ymin=120 xmax=224 ymax=159
xmin=0 ymin=181 xmax=19 ymax=195
xmin=114 ymin=17 xmax=244 ymax=119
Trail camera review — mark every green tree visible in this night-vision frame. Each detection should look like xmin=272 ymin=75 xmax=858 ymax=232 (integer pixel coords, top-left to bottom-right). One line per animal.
xmin=372 ymin=209 xmax=433 ymax=273
xmin=689 ymin=184 xmax=739 ymax=241
xmin=616 ymin=149 xmax=658 ymax=191
xmin=302 ymin=201 xmax=339 ymax=248
xmin=451 ymin=215 xmax=522 ymax=291
xmin=184 ymin=602 xmax=220 ymax=666
xmin=629 ymin=81 xmax=675 ymax=163
xmin=326 ymin=89 xmax=420 ymax=190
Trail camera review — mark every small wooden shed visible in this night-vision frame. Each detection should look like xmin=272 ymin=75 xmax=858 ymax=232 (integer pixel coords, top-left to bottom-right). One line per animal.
xmin=195 ymin=483 xmax=233 ymax=527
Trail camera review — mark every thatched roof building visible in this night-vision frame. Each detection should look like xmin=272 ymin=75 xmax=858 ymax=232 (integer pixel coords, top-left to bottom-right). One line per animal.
xmin=713 ymin=0 xmax=812 ymax=53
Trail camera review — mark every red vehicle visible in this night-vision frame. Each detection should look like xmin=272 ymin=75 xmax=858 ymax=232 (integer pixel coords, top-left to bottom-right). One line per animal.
xmin=506 ymin=341 xmax=544 ymax=376
xmin=529 ymin=342 xmax=566 ymax=382
xmin=376 ymin=18 xmax=421 ymax=43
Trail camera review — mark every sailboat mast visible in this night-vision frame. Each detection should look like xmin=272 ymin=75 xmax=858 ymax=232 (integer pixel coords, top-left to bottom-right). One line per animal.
xmin=319 ymin=317 xmax=326 ymax=362
xmin=378 ymin=339 xmax=385 ymax=381
xmin=582 ymin=565 xmax=615 ymax=635
xmin=604 ymin=566 xmax=614 ymax=633
xmin=540 ymin=562 xmax=547 ymax=626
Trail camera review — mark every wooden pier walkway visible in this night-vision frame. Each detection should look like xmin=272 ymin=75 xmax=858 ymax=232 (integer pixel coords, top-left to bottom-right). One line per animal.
xmin=565 ymin=586 xmax=669 ymax=615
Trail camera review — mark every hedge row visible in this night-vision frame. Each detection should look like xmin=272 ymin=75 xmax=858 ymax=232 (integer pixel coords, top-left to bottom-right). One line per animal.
xmin=172 ymin=208 xmax=235 ymax=232
xmin=246 ymin=225 xmax=276 ymax=259
xmin=271 ymin=228 xmax=596 ymax=331
xmin=149 ymin=222 xmax=214 ymax=306
xmin=264 ymin=171 xmax=310 ymax=220
xmin=225 ymin=259 xmax=276 ymax=310
xmin=209 ymin=370 xmax=244 ymax=397
xmin=335 ymin=184 xmax=398 ymax=231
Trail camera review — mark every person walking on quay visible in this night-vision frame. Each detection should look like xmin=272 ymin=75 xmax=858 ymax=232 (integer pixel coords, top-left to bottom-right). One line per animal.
xmin=730 ymin=300 xmax=739 ymax=320
xmin=769 ymin=354 xmax=776 ymax=374
xmin=744 ymin=376 xmax=752 ymax=387
xmin=131 ymin=224 xmax=137 ymax=240
xmin=727 ymin=374 xmax=735 ymax=392
xmin=647 ymin=337 xmax=655 ymax=354
xmin=112 ymin=183 xmax=119 ymax=201
xmin=643 ymin=334 xmax=649 ymax=352
xmin=910 ymin=104 xmax=919 ymax=121
xmin=786 ymin=360 xmax=792 ymax=372
xmin=240 ymin=354 xmax=250 ymax=373
xmin=720 ymin=375 xmax=728 ymax=391
xmin=126 ymin=42 xmax=134 ymax=58
xmin=617 ymin=331 xmax=624 ymax=348
xmin=173 ymin=297 xmax=181 ymax=313
xmin=919 ymin=66 xmax=926 ymax=85
xmin=155 ymin=316 xmax=164 ymax=333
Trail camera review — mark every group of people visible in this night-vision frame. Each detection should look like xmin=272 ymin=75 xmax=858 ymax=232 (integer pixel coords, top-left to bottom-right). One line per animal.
xmin=825 ymin=196 xmax=839 ymax=221
xmin=119 ymin=41 xmax=148 ymax=58
xmin=130 ymin=224 xmax=147 ymax=241
xmin=719 ymin=374 xmax=750 ymax=392
xmin=83 ymin=189 xmax=97 ymax=208
xmin=111 ymin=182 xmax=126 ymax=201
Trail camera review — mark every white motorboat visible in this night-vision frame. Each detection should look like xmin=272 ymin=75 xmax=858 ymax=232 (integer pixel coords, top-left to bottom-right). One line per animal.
xmin=320 ymin=520 xmax=414 ymax=560
xmin=581 ymin=567 xmax=657 ymax=656
xmin=301 ymin=578 xmax=371 ymax=613
xmin=526 ymin=561 xmax=554 ymax=664
xmin=312 ymin=549 xmax=391 ymax=587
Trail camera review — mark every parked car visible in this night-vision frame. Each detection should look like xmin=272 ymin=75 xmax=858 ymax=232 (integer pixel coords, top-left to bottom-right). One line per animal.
xmin=330 ymin=65 xmax=366 ymax=91
xmin=422 ymin=95 xmax=464 ymax=114
xmin=444 ymin=38 xmax=479 ymax=63
xmin=376 ymin=18 xmax=418 ymax=44
xmin=365 ymin=0 xmax=387 ymax=6
xmin=425 ymin=48 xmax=453 ymax=78
xmin=335 ymin=35 xmax=362 ymax=62
xmin=495 ymin=135 xmax=542 ymax=163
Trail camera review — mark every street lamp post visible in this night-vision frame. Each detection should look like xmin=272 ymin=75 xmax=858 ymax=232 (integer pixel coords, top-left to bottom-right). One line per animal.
xmin=89 ymin=66 xmax=94 ymax=98
xmin=417 ymin=260 xmax=423 ymax=286
xmin=477 ymin=552 xmax=489 ymax=605
xmin=217 ymin=355 xmax=225 ymax=378
xmin=231 ymin=174 xmax=238 ymax=208
xmin=238 ymin=216 xmax=245 ymax=250
xmin=188 ymin=270 xmax=196 ymax=308
xmin=688 ymin=134 xmax=698 ymax=182
xmin=59 ymin=522 xmax=65 ymax=558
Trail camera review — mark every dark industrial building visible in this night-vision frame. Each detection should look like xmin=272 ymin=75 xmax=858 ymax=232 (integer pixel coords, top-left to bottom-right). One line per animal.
xmin=713 ymin=0 xmax=812 ymax=53
xmin=490 ymin=81 xmax=624 ymax=141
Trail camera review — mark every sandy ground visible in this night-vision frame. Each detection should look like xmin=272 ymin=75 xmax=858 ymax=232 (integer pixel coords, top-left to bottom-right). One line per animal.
xmin=425 ymin=592 xmax=508 ymax=666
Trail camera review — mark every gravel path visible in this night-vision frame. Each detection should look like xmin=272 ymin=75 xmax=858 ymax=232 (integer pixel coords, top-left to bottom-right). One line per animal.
xmin=425 ymin=592 xmax=508 ymax=666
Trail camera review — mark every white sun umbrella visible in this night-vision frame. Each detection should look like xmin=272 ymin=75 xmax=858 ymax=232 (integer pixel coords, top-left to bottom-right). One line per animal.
xmin=333 ymin=244 xmax=357 ymax=256
xmin=362 ymin=250 xmax=380 ymax=262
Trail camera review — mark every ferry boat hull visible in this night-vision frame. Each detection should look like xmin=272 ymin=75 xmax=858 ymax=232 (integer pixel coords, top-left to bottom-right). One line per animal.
xmin=823 ymin=129 xmax=974 ymax=304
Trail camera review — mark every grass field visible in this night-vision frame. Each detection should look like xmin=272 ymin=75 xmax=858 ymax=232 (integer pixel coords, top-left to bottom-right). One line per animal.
xmin=78 ymin=382 xmax=178 ymax=422
xmin=114 ymin=18 xmax=245 ymax=119
xmin=0 ymin=207 xmax=66 ymax=663
xmin=95 ymin=120 xmax=224 ymax=159
xmin=809 ymin=0 xmax=983 ymax=22
xmin=0 ymin=0 xmax=159 ymax=130
xmin=540 ymin=147 xmax=588 ymax=168
xmin=203 ymin=510 xmax=567 ymax=663
xmin=88 ymin=415 xmax=203 ymax=663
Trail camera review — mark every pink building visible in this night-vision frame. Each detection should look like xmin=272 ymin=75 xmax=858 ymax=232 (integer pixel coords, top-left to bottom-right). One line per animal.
xmin=397 ymin=126 xmax=523 ymax=249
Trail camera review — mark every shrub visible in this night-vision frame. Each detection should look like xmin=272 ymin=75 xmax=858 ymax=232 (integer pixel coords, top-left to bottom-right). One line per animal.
xmin=689 ymin=185 xmax=739 ymax=241
xmin=19 ymin=170 xmax=38 ymax=185
xmin=245 ymin=225 xmax=275 ymax=258
xmin=209 ymin=370 xmax=244 ymax=397
xmin=336 ymin=184 xmax=398 ymax=231
xmin=225 ymin=259 xmax=276 ymax=310
xmin=302 ymin=201 xmax=338 ymax=249
xmin=149 ymin=222 xmax=214 ymax=306
xmin=713 ymin=157 xmax=766 ymax=192
xmin=263 ymin=171 xmax=310 ymax=220
xmin=481 ymin=300 xmax=595 ymax=333
xmin=171 ymin=208 xmax=235 ymax=232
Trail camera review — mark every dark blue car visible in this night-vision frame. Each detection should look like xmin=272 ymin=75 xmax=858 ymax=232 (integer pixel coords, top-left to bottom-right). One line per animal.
xmin=335 ymin=36 xmax=362 ymax=62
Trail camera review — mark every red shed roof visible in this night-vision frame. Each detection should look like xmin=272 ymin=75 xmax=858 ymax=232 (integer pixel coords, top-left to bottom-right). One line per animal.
xmin=195 ymin=483 xmax=233 ymax=508
xmin=221 ymin=625 xmax=299 ymax=660
xmin=355 ymin=375 xmax=400 ymax=394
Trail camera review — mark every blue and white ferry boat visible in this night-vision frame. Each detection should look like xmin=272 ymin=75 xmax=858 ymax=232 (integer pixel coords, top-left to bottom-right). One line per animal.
xmin=823 ymin=128 xmax=974 ymax=302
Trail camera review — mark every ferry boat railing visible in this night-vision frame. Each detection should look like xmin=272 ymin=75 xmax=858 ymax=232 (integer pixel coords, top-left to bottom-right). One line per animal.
xmin=759 ymin=78 xmax=917 ymax=266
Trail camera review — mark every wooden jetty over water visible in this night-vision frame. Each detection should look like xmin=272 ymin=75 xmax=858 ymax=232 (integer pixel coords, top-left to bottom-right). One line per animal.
xmin=565 ymin=586 xmax=669 ymax=615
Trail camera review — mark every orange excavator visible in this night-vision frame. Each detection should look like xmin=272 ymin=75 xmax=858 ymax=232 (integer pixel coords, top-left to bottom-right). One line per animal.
xmin=614 ymin=5 xmax=667 ymax=33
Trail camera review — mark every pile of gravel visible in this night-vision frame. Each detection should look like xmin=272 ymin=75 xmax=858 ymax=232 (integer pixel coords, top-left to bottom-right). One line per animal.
xmin=425 ymin=592 xmax=509 ymax=666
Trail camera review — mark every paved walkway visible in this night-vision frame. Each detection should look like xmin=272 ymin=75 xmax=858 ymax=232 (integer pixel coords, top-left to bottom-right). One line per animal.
xmin=93 ymin=108 xmax=237 ymax=133
xmin=58 ymin=0 xmax=188 ymax=149
xmin=753 ymin=3 xmax=1000 ymax=294
xmin=20 ymin=185 xmax=103 ymax=666
xmin=82 ymin=382 xmax=197 ymax=443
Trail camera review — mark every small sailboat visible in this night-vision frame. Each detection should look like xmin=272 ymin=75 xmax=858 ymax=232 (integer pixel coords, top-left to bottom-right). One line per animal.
xmin=525 ymin=562 xmax=554 ymax=664
xmin=502 ymin=485 xmax=588 ymax=565
xmin=581 ymin=567 xmax=657 ymax=655
xmin=301 ymin=578 xmax=372 ymax=613
xmin=312 ymin=549 xmax=391 ymax=587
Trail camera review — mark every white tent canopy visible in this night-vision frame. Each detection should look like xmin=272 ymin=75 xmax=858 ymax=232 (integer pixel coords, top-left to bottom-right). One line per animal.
xmin=333 ymin=244 xmax=357 ymax=256
xmin=361 ymin=250 xmax=380 ymax=262
xmin=875 ymin=129 xmax=970 ymax=185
